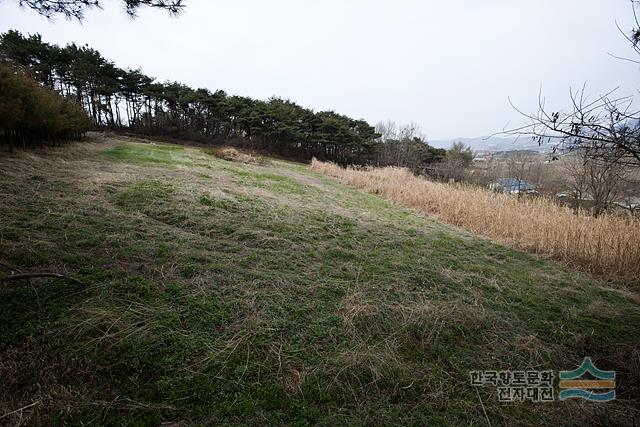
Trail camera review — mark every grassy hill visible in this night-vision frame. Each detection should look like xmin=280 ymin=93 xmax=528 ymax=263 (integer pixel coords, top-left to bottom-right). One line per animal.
xmin=1 ymin=135 xmax=639 ymax=426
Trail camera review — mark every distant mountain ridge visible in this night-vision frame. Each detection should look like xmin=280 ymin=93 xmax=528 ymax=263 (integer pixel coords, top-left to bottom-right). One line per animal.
xmin=429 ymin=136 xmax=549 ymax=153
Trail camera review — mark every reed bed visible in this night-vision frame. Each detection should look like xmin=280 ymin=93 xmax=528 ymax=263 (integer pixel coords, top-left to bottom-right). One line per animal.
xmin=311 ymin=159 xmax=640 ymax=285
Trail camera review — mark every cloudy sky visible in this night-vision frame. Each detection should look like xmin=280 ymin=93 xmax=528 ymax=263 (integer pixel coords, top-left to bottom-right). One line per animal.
xmin=1 ymin=0 xmax=638 ymax=140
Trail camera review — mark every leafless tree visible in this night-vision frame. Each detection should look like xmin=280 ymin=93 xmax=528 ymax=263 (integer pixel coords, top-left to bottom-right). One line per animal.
xmin=375 ymin=120 xmax=399 ymax=142
xmin=563 ymin=143 xmax=628 ymax=216
xmin=504 ymin=1 xmax=640 ymax=167
xmin=564 ymin=151 xmax=591 ymax=213
xmin=507 ymin=87 xmax=640 ymax=166
xmin=617 ymin=173 xmax=640 ymax=216
xmin=506 ymin=152 xmax=530 ymax=186
xmin=375 ymin=121 xmax=434 ymax=170
xmin=432 ymin=141 xmax=473 ymax=182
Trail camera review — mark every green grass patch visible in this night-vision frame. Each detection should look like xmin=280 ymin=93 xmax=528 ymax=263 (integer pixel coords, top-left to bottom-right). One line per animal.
xmin=226 ymin=169 xmax=308 ymax=195
xmin=102 ymin=143 xmax=193 ymax=165
xmin=114 ymin=180 xmax=174 ymax=211
xmin=0 ymin=140 xmax=638 ymax=426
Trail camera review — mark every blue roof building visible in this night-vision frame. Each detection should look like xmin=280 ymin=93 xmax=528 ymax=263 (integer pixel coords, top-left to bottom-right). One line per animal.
xmin=490 ymin=178 xmax=537 ymax=194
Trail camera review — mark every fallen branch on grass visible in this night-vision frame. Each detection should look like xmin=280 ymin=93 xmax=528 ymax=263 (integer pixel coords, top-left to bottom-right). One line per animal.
xmin=0 ymin=272 xmax=86 ymax=286
xmin=0 ymin=260 xmax=22 ymax=274
xmin=0 ymin=400 xmax=42 ymax=420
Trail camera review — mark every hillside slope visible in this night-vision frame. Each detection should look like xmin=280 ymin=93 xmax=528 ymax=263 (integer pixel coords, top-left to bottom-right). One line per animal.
xmin=0 ymin=135 xmax=639 ymax=426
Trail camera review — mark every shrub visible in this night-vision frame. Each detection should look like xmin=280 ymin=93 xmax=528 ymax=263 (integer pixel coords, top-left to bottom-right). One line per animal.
xmin=0 ymin=65 xmax=92 ymax=150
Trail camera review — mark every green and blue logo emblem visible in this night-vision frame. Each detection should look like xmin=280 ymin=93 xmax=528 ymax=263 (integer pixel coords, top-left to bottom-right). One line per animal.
xmin=559 ymin=357 xmax=615 ymax=402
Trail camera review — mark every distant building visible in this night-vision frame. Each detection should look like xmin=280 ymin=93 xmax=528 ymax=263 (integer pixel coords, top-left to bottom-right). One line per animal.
xmin=489 ymin=178 xmax=537 ymax=194
xmin=614 ymin=197 xmax=640 ymax=215
xmin=472 ymin=152 xmax=493 ymax=163
xmin=556 ymin=191 xmax=593 ymax=201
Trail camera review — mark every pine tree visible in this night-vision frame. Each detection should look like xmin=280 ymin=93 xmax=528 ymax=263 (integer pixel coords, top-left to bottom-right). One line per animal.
xmin=15 ymin=0 xmax=184 ymax=20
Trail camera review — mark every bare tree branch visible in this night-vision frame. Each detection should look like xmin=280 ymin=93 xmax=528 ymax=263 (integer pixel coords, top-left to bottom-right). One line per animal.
xmin=0 ymin=272 xmax=86 ymax=286
xmin=0 ymin=261 xmax=22 ymax=273
xmin=501 ymin=1 xmax=640 ymax=167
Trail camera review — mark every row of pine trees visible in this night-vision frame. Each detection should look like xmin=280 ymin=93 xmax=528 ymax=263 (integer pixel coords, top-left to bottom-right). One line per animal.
xmin=0 ymin=30 xmax=379 ymax=163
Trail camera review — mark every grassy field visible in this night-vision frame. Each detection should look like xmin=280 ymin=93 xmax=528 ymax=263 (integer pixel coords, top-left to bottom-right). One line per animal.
xmin=0 ymin=135 xmax=639 ymax=426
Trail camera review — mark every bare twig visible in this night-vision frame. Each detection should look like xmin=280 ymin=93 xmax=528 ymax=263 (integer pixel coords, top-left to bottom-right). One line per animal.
xmin=606 ymin=51 xmax=640 ymax=64
xmin=0 ymin=400 xmax=42 ymax=420
xmin=500 ymin=1 xmax=640 ymax=166
xmin=503 ymin=86 xmax=640 ymax=166
xmin=0 ymin=260 xmax=22 ymax=274
xmin=0 ymin=272 xmax=86 ymax=286
xmin=475 ymin=387 xmax=492 ymax=427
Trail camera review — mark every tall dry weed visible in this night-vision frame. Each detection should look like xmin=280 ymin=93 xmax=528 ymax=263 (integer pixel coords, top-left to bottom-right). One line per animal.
xmin=311 ymin=159 xmax=640 ymax=285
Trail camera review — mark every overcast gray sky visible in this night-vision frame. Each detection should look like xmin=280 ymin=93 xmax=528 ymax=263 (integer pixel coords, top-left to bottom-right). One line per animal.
xmin=1 ymin=0 xmax=638 ymax=140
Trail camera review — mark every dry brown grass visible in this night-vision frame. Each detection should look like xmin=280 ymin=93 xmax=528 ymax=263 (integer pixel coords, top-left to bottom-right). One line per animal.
xmin=0 ymin=343 xmax=94 ymax=426
xmin=312 ymin=159 xmax=640 ymax=285
xmin=203 ymin=146 xmax=270 ymax=165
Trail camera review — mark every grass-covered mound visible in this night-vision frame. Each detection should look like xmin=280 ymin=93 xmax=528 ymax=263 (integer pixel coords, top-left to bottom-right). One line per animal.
xmin=1 ymin=136 xmax=638 ymax=426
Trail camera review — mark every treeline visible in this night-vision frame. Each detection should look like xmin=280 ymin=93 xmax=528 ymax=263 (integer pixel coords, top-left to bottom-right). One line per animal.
xmin=0 ymin=30 xmax=454 ymax=169
xmin=0 ymin=30 xmax=450 ymax=169
xmin=0 ymin=64 xmax=92 ymax=150
xmin=0 ymin=30 xmax=380 ymax=163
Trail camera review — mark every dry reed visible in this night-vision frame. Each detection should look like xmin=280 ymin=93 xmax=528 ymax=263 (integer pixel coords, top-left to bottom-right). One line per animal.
xmin=311 ymin=159 xmax=640 ymax=285
xmin=204 ymin=146 xmax=269 ymax=165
